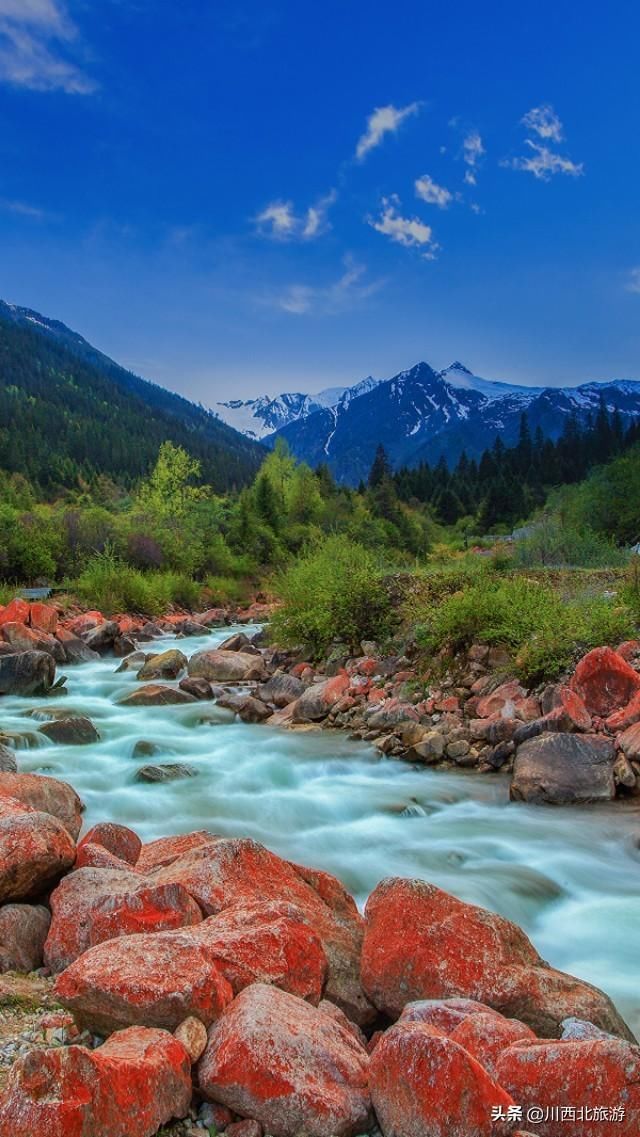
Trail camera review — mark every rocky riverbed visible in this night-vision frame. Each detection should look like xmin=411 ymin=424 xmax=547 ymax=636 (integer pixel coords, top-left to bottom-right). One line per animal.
xmin=0 ymin=597 xmax=639 ymax=1135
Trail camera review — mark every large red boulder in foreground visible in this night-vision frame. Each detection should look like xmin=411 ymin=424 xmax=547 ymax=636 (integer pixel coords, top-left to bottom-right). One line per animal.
xmin=54 ymin=928 xmax=234 ymax=1034
xmin=195 ymin=900 xmax=328 ymax=1003
xmin=152 ymin=837 xmax=372 ymax=1024
xmin=29 ymin=602 xmax=58 ymax=634
xmin=198 ymin=984 xmax=370 ymax=1137
xmin=44 ymin=866 xmax=202 ymax=972
xmin=0 ymin=598 xmax=30 ymax=627
xmin=0 ymin=773 xmax=83 ymax=840
xmin=369 ymin=1020 xmax=515 ymax=1137
xmin=0 ymin=1026 xmax=192 ymax=1137
xmin=0 ymin=807 xmax=76 ymax=903
xmin=497 ymin=1037 xmax=640 ymax=1136
xmin=570 ymin=647 xmax=640 ymax=718
xmin=136 ymin=830 xmax=218 ymax=873
xmin=362 ymin=878 xmax=634 ymax=1040
xmin=449 ymin=1010 xmax=536 ymax=1079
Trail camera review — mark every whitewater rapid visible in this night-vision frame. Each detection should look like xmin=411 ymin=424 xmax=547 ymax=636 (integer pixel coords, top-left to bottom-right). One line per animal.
xmin=2 ymin=624 xmax=638 ymax=1033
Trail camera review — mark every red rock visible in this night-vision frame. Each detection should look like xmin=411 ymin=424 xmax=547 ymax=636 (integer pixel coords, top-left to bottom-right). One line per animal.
xmin=54 ymin=928 xmax=234 ymax=1034
xmin=618 ymin=721 xmax=640 ymax=761
xmin=0 ymin=810 xmax=76 ymax=903
xmin=198 ymin=984 xmax=370 ymax=1137
xmin=353 ymin=657 xmax=379 ymax=677
xmin=66 ymin=610 xmax=105 ymax=636
xmin=606 ymin=691 xmax=640 ymax=733
xmin=616 ymin=639 xmax=640 ymax=662
xmin=361 ymin=877 xmax=634 ymax=1040
xmin=449 ymin=1010 xmax=537 ymax=1078
xmin=318 ymin=1000 xmax=368 ymax=1048
xmin=0 ymin=1026 xmax=192 ymax=1137
xmin=77 ymin=822 xmax=142 ymax=867
xmin=554 ymin=685 xmax=593 ymax=731
xmin=0 ymin=903 xmax=51 ymax=971
xmin=1 ymin=621 xmax=64 ymax=660
xmin=0 ymin=794 xmax=35 ymax=820
xmin=399 ymin=997 xmax=501 ymax=1032
xmin=0 ymin=598 xmax=30 ymax=627
xmin=119 ymin=684 xmax=196 ymax=706
xmin=44 ymin=866 xmax=203 ymax=972
xmin=367 ymin=687 xmax=386 ymax=703
xmin=476 ymin=680 xmax=528 ymax=719
xmin=435 ymin=695 xmax=460 ymax=713
xmin=497 ymin=1037 xmax=640 ymax=1137
xmin=290 ymin=661 xmax=313 ymax=678
xmin=197 ymin=608 xmax=229 ymax=627
xmin=570 ymin=646 xmax=640 ymax=718
xmin=369 ymin=1020 xmax=515 ymax=1137
xmin=29 ymin=603 xmax=58 ymax=635
xmin=153 ymin=838 xmax=372 ymax=1024
xmin=136 ymin=830 xmax=218 ymax=873
xmin=291 ymin=673 xmax=351 ymax=723
xmin=0 ymin=772 xmax=83 ymax=839
xmin=194 ymin=900 xmax=328 ymax=1002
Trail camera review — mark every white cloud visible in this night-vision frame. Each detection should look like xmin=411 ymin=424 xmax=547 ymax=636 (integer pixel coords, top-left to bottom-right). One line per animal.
xmin=369 ymin=196 xmax=439 ymax=259
xmin=505 ymin=140 xmax=584 ymax=181
xmin=355 ymin=102 xmax=420 ymax=161
xmin=414 ymin=174 xmax=452 ymax=209
xmin=626 ymin=267 xmax=640 ymax=294
xmin=522 ymin=104 xmax=564 ymax=142
xmin=463 ymin=131 xmax=484 ymax=171
xmin=270 ymin=257 xmax=385 ymax=316
xmin=255 ymin=190 xmax=336 ymax=241
xmin=0 ymin=0 xmax=95 ymax=93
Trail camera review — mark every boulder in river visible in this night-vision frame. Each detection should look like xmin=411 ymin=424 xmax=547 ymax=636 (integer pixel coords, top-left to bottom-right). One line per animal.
xmin=510 ymin=732 xmax=616 ymax=804
xmin=197 ymin=984 xmax=371 ymax=1137
xmin=0 ymin=651 xmax=56 ymax=696
xmin=39 ymin=716 xmax=100 ymax=746
xmin=361 ymin=876 xmax=635 ymax=1041
xmin=0 ymin=743 xmax=17 ymax=772
xmin=54 ymin=627 xmax=100 ymax=664
xmin=119 ymin=684 xmax=197 ymax=707
xmin=0 ymin=1026 xmax=193 ymax=1137
xmin=258 ymin=670 xmax=305 ymax=708
xmin=137 ymin=649 xmax=188 ymax=681
xmin=135 ymin=763 xmax=197 ymax=783
xmin=570 ymin=646 xmax=640 ymax=718
xmin=188 ymin=649 xmax=268 ymax=683
xmin=216 ymin=692 xmax=271 ymax=722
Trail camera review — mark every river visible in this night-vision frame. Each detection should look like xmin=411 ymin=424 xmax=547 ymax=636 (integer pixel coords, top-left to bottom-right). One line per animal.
xmin=2 ymin=624 xmax=638 ymax=1034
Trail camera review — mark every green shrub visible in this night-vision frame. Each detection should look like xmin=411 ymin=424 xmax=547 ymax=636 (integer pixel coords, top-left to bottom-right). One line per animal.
xmin=415 ymin=574 xmax=637 ymax=685
xmin=270 ymin=534 xmax=392 ymax=656
xmin=204 ymin=575 xmax=254 ymax=606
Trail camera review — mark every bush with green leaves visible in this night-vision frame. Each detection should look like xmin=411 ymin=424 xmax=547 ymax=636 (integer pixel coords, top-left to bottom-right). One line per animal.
xmin=415 ymin=573 xmax=636 ymax=684
xmin=270 ymin=534 xmax=392 ymax=656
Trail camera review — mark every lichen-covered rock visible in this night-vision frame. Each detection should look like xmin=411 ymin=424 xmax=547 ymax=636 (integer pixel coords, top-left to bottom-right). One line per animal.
xmin=44 ymin=866 xmax=203 ymax=972
xmin=77 ymin=822 xmax=142 ymax=867
xmin=369 ymin=1020 xmax=515 ymax=1137
xmin=198 ymin=984 xmax=370 ymax=1137
xmin=119 ymin=684 xmax=196 ymax=707
xmin=0 ymin=808 xmax=76 ymax=903
xmin=570 ymin=646 xmax=640 ymax=718
xmin=153 ymin=837 xmax=372 ymax=1024
xmin=497 ymin=1037 xmax=640 ymax=1136
xmin=0 ymin=903 xmax=51 ymax=971
xmin=188 ymin=649 xmax=268 ymax=683
xmin=137 ymin=649 xmax=188 ymax=681
xmin=54 ymin=928 xmax=234 ymax=1034
xmin=361 ymin=877 xmax=634 ymax=1040
xmin=0 ymin=772 xmax=83 ymax=839
xmin=0 ymin=1026 xmax=192 ymax=1137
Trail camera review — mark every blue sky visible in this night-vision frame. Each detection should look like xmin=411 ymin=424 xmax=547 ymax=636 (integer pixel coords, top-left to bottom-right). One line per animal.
xmin=0 ymin=0 xmax=638 ymax=402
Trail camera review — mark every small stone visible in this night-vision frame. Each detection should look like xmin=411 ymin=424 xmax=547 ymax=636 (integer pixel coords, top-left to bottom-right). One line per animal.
xmin=174 ymin=1016 xmax=209 ymax=1062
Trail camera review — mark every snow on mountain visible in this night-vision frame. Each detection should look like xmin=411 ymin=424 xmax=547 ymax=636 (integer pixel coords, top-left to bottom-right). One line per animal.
xmin=215 ymin=376 xmax=381 ymax=440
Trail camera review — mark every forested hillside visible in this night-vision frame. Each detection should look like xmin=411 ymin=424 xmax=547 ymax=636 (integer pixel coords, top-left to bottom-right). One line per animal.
xmin=0 ymin=308 xmax=264 ymax=494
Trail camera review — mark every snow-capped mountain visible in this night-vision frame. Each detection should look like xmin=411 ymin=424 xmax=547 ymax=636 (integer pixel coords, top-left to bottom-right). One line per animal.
xmin=215 ymin=376 xmax=380 ymax=440
xmin=264 ymin=360 xmax=640 ymax=484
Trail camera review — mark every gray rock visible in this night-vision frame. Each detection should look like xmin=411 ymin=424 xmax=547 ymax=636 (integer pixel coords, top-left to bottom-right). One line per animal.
xmin=258 ymin=671 xmax=305 ymax=708
xmin=135 ymin=763 xmax=197 ymax=783
xmin=137 ymin=649 xmax=188 ymax=681
xmin=0 ymin=651 xmax=55 ymax=696
xmin=0 ymin=904 xmax=51 ymax=972
xmin=39 ymin=717 xmax=100 ymax=746
xmin=511 ymin=733 xmax=616 ymax=805
xmin=188 ymin=649 xmax=268 ymax=683
xmin=0 ymin=744 xmax=17 ymax=773
xmin=216 ymin=693 xmax=272 ymax=723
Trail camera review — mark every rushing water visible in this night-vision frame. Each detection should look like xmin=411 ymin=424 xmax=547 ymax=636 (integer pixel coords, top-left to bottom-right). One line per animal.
xmin=2 ymin=625 xmax=639 ymax=1033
